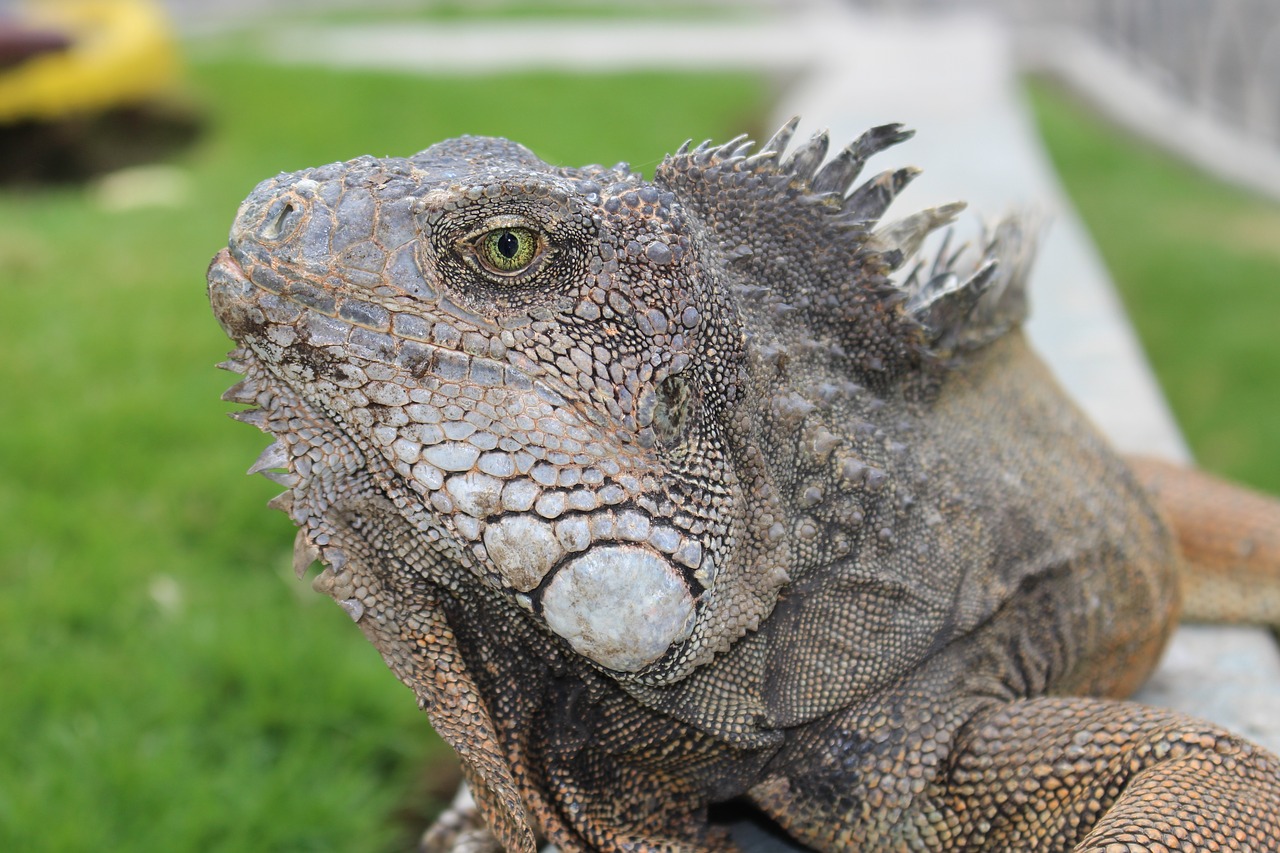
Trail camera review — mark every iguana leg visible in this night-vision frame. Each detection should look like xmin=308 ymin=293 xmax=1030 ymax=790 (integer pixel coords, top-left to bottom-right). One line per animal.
xmin=752 ymin=695 xmax=1280 ymax=850
xmin=1128 ymin=456 xmax=1280 ymax=625
xmin=941 ymin=696 xmax=1280 ymax=850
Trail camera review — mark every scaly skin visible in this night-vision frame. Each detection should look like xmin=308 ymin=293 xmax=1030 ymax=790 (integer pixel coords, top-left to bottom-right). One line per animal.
xmin=208 ymin=123 xmax=1280 ymax=851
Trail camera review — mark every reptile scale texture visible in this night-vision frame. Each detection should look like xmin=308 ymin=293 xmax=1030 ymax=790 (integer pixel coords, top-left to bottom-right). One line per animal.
xmin=208 ymin=121 xmax=1280 ymax=851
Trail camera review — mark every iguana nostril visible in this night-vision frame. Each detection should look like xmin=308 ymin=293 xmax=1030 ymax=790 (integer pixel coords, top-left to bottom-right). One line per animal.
xmin=259 ymin=199 xmax=301 ymax=242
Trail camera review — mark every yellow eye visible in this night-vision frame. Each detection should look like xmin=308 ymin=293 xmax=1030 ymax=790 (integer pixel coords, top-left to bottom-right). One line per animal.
xmin=476 ymin=227 xmax=539 ymax=274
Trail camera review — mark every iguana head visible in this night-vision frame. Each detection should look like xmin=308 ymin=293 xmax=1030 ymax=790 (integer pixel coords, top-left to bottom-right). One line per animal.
xmin=209 ymin=124 xmax=1023 ymax=687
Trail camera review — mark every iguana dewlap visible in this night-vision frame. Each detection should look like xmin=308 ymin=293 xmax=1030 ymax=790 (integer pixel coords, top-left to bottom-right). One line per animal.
xmin=209 ymin=122 xmax=1280 ymax=851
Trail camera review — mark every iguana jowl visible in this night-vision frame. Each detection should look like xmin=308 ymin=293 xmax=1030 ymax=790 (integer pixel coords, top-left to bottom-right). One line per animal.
xmin=208 ymin=121 xmax=1280 ymax=851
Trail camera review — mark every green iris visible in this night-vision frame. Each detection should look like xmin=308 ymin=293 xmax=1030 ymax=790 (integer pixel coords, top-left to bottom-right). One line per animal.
xmin=477 ymin=226 xmax=538 ymax=274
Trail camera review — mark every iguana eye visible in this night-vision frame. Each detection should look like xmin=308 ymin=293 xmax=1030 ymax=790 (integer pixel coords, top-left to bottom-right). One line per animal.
xmin=474 ymin=226 xmax=540 ymax=275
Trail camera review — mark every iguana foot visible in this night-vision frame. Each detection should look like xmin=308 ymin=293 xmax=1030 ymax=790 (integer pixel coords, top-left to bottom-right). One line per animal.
xmin=420 ymin=782 xmax=503 ymax=853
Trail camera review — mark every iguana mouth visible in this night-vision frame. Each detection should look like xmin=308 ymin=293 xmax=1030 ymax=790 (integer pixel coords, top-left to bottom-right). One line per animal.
xmin=210 ymin=250 xmax=382 ymax=604
xmin=207 ymin=249 xmax=261 ymax=342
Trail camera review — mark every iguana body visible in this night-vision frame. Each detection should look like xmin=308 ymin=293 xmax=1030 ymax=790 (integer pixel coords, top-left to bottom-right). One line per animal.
xmin=208 ymin=122 xmax=1280 ymax=851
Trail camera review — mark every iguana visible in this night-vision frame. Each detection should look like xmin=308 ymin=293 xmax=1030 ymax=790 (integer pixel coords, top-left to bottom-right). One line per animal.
xmin=208 ymin=121 xmax=1280 ymax=851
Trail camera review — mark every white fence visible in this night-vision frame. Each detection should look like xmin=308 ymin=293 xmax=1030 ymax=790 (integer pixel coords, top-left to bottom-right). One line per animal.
xmin=850 ymin=0 xmax=1280 ymax=199
xmin=1003 ymin=0 xmax=1280 ymax=146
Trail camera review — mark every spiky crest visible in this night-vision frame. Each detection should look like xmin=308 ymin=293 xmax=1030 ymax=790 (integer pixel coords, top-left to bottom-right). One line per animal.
xmin=655 ymin=119 xmax=1033 ymax=379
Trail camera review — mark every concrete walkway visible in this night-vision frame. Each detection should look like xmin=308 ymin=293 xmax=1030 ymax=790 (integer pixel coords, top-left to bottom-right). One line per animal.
xmin=231 ymin=0 xmax=1280 ymax=754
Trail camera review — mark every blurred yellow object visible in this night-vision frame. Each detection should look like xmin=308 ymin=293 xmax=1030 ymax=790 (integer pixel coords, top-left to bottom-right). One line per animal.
xmin=0 ymin=0 xmax=180 ymax=123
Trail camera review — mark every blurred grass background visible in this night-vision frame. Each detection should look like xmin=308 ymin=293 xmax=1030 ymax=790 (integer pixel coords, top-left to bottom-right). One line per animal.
xmin=1027 ymin=79 xmax=1280 ymax=495
xmin=1 ymin=19 xmax=1278 ymax=853
xmin=0 ymin=56 xmax=767 ymax=851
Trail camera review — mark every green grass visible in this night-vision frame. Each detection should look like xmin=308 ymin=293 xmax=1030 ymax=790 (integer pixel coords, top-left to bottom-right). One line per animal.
xmin=0 ymin=61 xmax=766 ymax=852
xmin=313 ymin=0 xmax=755 ymax=25
xmin=1025 ymin=79 xmax=1280 ymax=494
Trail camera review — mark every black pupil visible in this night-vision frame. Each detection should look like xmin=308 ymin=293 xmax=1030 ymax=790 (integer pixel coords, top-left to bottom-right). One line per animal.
xmin=496 ymin=231 xmax=520 ymax=259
